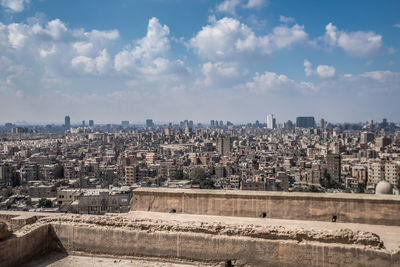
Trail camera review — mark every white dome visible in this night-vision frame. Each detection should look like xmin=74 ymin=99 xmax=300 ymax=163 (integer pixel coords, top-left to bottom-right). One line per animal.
xmin=375 ymin=180 xmax=392 ymax=195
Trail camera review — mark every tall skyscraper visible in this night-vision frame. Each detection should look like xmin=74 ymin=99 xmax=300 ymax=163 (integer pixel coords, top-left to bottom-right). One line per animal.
xmin=266 ymin=114 xmax=276 ymax=129
xmin=381 ymin=118 xmax=388 ymax=128
xmin=64 ymin=116 xmax=71 ymax=129
xmin=82 ymin=120 xmax=85 ymax=127
xmin=89 ymin=120 xmax=94 ymax=127
xmin=369 ymin=120 xmax=374 ymax=127
xmin=210 ymin=120 xmax=215 ymax=128
xmin=284 ymin=120 xmax=293 ymax=129
xmin=320 ymin=118 xmax=325 ymax=128
xmin=146 ymin=119 xmax=154 ymax=128
xmin=183 ymin=120 xmax=189 ymax=129
xmin=296 ymin=116 xmax=315 ymax=128
xmin=121 ymin=121 xmax=130 ymax=128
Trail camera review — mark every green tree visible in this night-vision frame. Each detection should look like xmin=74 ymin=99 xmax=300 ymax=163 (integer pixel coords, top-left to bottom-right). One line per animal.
xmin=190 ymin=168 xmax=215 ymax=189
xmin=198 ymin=178 xmax=215 ymax=189
xmin=38 ymin=198 xmax=52 ymax=208
xmin=307 ymin=185 xmax=320 ymax=192
xmin=174 ymin=170 xmax=187 ymax=180
xmin=320 ymin=169 xmax=331 ymax=188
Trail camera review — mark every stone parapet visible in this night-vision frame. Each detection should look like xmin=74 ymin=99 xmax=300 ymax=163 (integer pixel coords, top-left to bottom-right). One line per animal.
xmin=131 ymin=188 xmax=400 ymax=226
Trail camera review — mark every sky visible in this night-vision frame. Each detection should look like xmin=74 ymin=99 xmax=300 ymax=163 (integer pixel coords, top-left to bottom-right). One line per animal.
xmin=0 ymin=0 xmax=399 ymax=125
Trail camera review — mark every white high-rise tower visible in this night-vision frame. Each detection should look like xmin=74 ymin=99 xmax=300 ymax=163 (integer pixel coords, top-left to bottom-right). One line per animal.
xmin=267 ymin=114 xmax=276 ymax=129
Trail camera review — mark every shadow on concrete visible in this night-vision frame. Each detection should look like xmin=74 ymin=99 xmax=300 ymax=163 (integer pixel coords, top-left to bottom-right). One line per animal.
xmin=24 ymin=226 xmax=68 ymax=267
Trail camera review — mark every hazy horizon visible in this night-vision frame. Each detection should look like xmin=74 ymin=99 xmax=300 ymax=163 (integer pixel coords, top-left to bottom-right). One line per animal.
xmin=1 ymin=118 xmax=397 ymax=126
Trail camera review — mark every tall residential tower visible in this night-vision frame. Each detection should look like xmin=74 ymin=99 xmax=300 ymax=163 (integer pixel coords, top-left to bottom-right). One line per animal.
xmin=64 ymin=116 xmax=71 ymax=129
xmin=266 ymin=114 xmax=276 ymax=129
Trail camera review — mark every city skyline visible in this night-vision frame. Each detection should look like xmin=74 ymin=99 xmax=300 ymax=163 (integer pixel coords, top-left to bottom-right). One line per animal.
xmin=0 ymin=0 xmax=399 ymax=123
xmin=0 ymin=115 xmax=397 ymax=126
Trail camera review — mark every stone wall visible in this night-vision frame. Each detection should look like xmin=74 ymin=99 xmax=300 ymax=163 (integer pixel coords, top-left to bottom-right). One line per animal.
xmin=51 ymin=223 xmax=399 ymax=266
xmin=131 ymin=188 xmax=400 ymax=226
xmin=0 ymin=212 xmax=399 ymax=266
xmin=0 ymin=224 xmax=53 ymax=267
xmin=0 ymin=213 xmax=38 ymax=231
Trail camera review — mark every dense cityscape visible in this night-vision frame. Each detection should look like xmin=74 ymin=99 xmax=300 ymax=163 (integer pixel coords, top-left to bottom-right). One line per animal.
xmin=0 ymin=115 xmax=398 ymax=214
xmin=0 ymin=0 xmax=399 ymax=265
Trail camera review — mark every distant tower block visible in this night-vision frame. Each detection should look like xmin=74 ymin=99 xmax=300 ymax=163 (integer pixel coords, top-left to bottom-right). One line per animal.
xmin=64 ymin=115 xmax=71 ymax=129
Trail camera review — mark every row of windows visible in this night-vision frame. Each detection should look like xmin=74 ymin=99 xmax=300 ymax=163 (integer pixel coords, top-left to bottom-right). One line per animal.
xmin=58 ymin=195 xmax=72 ymax=199
xmin=91 ymin=199 xmax=119 ymax=205
xmin=88 ymin=206 xmax=119 ymax=212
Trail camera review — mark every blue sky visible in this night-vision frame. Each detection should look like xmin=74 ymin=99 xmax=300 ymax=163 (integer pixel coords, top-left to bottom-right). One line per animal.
xmin=0 ymin=0 xmax=399 ymax=124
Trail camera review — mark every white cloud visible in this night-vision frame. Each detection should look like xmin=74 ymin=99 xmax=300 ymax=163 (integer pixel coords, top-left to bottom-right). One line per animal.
xmin=0 ymin=17 xmax=124 ymax=86
xmin=323 ymin=22 xmax=382 ymax=56
xmin=45 ymin=19 xmax=67 ymax=39
xmin=244 ymin=0 xmax=265 ymax=9
xmin=216 ymin=0 xmax=265 ymax=15
xmin=394 ymin=24 xmax=400 ymax=29
xmin=190 ymin=17 xmax=307 ymax=61
xmin=135 ymin=17 xmax=170 ymax=59
xmin=71 ymin=49 xmax=111 ymax=74
xmin=216 ymin=0 xmax=241 ymax=15
xmin=30 ymin=19 xmax=68 ymax=40
xmin=316 ymin=65 xmax=336 ymax=78
xmin=8 ymin=23 xmax=28 ymax=49
xmin=303 ymin=59 xmax=335 ymax=78
xmin=2 ymin=18 xmax=119 ymax=55
xmin=0 ymin=23 xmax=8 ymax=47
xmin=245 ymin=71 xmax=315 ymax=94
xmin=360 ymin=70 xmax=400 ymax=83
xmin=203 ymin=62 xmax=239 ymax=78
xmin=267 ymin=24 xmax=307 ymax=50
xmin=0 ymin=0 xmax=30 ymax=13
xmin=304 ymin=59 xmax=313 ymax=76
xmin=279 ymin=15 xmax=295 ymax=24
xmin=113 ymin=17 xmax=189 ymax=86
xmin=244 ymin=68 xmax=400 ymax=98
xmin=115 ymin=17 xmax=170 ymax=72
xmin=198 ymin=61 xmax=245 ymax=88
xmin=208 ymin=15 xmax=217 ymax=24
xmin=39 ymin=45 xmax=56 ymax=58
xmin=73 ymin=42 xmax=94 ymax=55
xmin=86 ymin=29 xmax=119 ymax=41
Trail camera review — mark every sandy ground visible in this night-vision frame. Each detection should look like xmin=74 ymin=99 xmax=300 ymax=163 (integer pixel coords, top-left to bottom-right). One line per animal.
xmin=25 ymin=253 xmax=219 ymax=267
xmin=126 ymin=211 xmax=400 ymax=251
